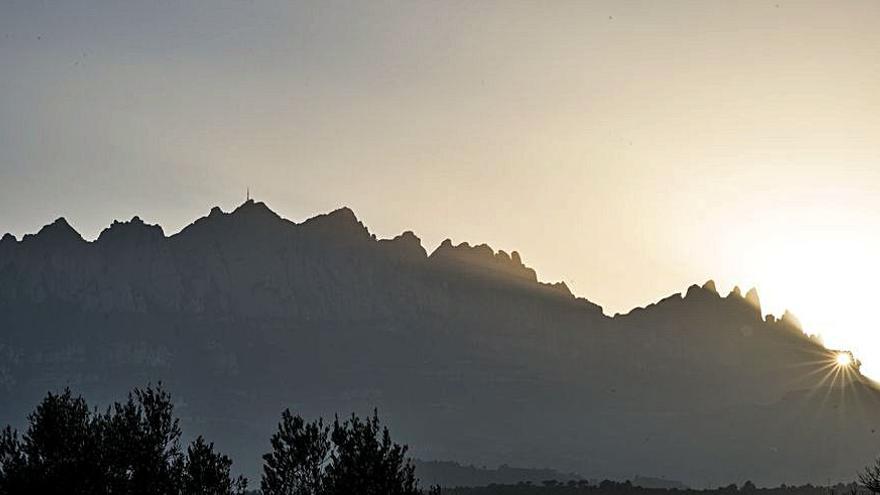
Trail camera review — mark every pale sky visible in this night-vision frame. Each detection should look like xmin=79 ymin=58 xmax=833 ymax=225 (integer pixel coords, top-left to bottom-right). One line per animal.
xmin=2 ymin=1 xmax=879 ymax=377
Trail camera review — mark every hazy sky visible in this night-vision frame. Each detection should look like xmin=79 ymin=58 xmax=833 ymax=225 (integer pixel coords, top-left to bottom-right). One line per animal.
xmin=2 ymin=1 xmax=880 ymax=377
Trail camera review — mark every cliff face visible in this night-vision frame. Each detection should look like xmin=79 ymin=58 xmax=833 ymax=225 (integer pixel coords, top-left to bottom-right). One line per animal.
xmin=0 ymin=202 xmax=877 ymax=486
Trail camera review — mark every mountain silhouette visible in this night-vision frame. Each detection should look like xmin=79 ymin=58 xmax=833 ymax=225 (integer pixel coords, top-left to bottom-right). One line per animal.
xmin=0 ymin=201 xmax=877 ymax=487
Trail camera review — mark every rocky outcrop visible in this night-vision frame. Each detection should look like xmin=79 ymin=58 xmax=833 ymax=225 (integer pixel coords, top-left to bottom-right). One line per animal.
xmin=298 ymin=206 xmax=372 ymax=244
xmin=428 ymin=240 xmax=539 ymax=284
xmin=781 ymin=309 xmax=803 ymax=330
xmin=378 ymin=231 xmax=428 ymax=263
xmin=745 ymin=287 xmax=761 ymax=312
xmin=22 ymin=217 xmax=85 ymax=247
xmin=97 ymin=216 xmax=165 ymax=247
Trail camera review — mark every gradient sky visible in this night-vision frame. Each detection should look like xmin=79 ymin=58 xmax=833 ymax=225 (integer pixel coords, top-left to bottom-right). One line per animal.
xmin=2 ymin=1 xmax=880 ymax=377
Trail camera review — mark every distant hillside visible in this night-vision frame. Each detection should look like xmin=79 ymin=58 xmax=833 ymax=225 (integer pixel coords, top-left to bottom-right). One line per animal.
xmin=442 ymin=481 xmax=857 ymax=495
xmin=1 ymin=201 xmax=878 ymax=486
xmin=631 ymin=477 xmax=689 ymax=490
xmin=415 ymin=460 xmax=582 ymax=488
xmin=413 ymin=461 xmax=688 ymax=490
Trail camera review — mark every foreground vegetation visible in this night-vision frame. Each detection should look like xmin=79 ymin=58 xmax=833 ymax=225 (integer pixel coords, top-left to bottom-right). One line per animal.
xmin=0 ymin=384 xmax=436 ymax=495
xmin=2 ymin=384 xmax=880 ymax=495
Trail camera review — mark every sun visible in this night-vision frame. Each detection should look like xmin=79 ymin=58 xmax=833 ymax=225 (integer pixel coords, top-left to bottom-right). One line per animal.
xmin=835 ymin=352 xmax=853 ymax=368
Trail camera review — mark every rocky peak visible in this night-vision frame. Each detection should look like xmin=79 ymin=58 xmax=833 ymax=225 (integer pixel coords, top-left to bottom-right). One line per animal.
xmin=543 ymin=281 xmax=573 ymax=297
xmin=745 ymin=287 xmax=761 ymax=312
xmin=231 ymin=200 xmax=281 ymax=221
xmin=511 ymin=251 xmax=523 ymax=265
xmin=685 ymin=281 xmax=719 ymax=299
xmin=96 ymin=216 xmax=165 ymax=247
xmin=395 ymin=230 xmax=421 ymax=245
xmin=327 ymin=206 xmax=358 ymax=223
xmin=299 ymin=206 xmax=371 ymax=242
xmin=227 ymin=201 xmax=288 ymax=234
xmin=780 ymin=310 xmax=803 ymax=331
xmin=174 ymin=202 xmax=292 ymax=244
xmin=22 ymin=217 xmax=84 ymax=247
xmin=0 ymin=233 xmax=16 ymax=263
xmin=378 ymin=231 xmax=427 ymax=262
xmin=429 ymin=240 xmax=538 ymax=283
xmin=728 ymin=286 xmax=742 ymax=298
xmin=684 ymin=284 xmax=702 ymax=298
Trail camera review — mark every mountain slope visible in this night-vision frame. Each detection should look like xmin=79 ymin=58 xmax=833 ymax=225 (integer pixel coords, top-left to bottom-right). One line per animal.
xmin=0 ymin=201 xmax=877 ymax=486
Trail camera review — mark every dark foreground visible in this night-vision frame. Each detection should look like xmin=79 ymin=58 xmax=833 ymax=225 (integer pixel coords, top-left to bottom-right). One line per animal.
xmin=440 ymin=482 xmax=862 ymax=495
xmin=3 ymin=384 xmax=879 ymax=495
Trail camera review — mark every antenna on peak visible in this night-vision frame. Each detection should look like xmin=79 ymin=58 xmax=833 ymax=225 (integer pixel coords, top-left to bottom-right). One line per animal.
xmin=246 ymin=187 xmax=250 ymax=202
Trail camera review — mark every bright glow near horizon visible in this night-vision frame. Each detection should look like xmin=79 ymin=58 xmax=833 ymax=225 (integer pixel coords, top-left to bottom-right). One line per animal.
xmin=2 ymin=1 xmax=880 ymax=379
xmin=705 ymin=198 xmax=880 ymax=379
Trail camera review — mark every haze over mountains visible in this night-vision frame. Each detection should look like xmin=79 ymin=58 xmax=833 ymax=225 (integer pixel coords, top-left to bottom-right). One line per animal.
xmin=0 ymin=201 xmax=878 ymax=487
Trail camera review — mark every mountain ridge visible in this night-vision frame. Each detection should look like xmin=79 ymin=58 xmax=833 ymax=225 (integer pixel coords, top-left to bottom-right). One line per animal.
xmin=0 ymin=201 xmax=877 ymax=486
xmin=0 ymin=201 xmax=839 ymax=331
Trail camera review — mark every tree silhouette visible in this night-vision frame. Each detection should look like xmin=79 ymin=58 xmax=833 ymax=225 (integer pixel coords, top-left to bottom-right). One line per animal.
xmin=0 ymin=427 xmax=25 ymax=492
xmin=262 ymin=409 xmax=438 ymax=495
xmin=261 ymin=410 xmax=331 ymax=495
xmin=0 ymin=389 xmax=103 ymax=494
xmin=325 ymin=410 xmax=422 ymax=495
xmin=861 ymin=457 xmax=880 ymax=494
xmin=0 ymin=385 xmax=247 ymax=495
xmin=182 ymin=436 xmax=247 ymax=495
xmin=101 ymin=386 xmax=186 ymax=493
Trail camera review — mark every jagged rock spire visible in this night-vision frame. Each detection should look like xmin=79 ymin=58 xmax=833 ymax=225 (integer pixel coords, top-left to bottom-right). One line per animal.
xmin=23 ymin=217 xmax=84 ymax=246
xmin=378 ymin=230 xmax=427 ymax=261
xmin=429 ymin=239 xmax=538 ymax=282
xmin=745 ymin=287 xmax=761 ymax=312
xmin=97 ymin=216 xmax=165 ymax=245
xmin=780 ymin=310 xmax=802 ymax=330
